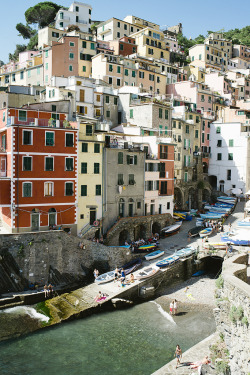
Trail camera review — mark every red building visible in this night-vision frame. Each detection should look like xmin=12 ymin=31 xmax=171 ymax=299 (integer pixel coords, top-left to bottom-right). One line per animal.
xmin=158 ymin=142 xmax=175 ymax=213
xmin=0 ymin=106 xmax=78 ymax=234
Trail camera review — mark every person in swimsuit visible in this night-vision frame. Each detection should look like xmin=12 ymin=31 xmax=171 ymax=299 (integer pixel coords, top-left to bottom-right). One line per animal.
xmin=174 ymin=344 xmax=182 ymax=368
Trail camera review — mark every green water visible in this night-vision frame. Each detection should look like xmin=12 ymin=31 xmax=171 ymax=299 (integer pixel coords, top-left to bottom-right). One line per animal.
xmin=0 ymin=301 xmax=215 ymax=375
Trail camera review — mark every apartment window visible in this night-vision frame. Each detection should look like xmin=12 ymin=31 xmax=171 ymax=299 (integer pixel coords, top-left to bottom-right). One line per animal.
xmin=81 ymin=162 xmax=87 ymax=174
xmin=69 ymin=53 xmax=74 ymax=60
xmin=117 ymin=79 xmax=121 ymax=86
xmin=117 ymin=66 xmax=121 ymax=74
xmin=80 ymin=184 xmax=87 ymax=197
xmin=23 ymin=130 xmax=32 ymax=145
xmin=207 ymin=134 xmax=210 ymax=140
xmin=124 ymin=69 xmax=128 ymax=76
xmin=132 ymin=71 xmax=136 ymax=78
xmin=128 ymin=174 xmax=135 ymax=185
xmin=70 ymin=42 xmax=75 ymax=47
xmin=96 ymin=185 xmax=101 ymax=196
xmin=159 ymin=108 xmax=163 ymax=119
xmin=45 ymin=132 xmax=54 ymax=146
xmin=118 ymin=174 xmax=124 ymax=185
xmin=44 ymin=182 xmax=53 ymax=197
xmin=69 ymin=65 xmax=73 ymax=72
xmin=89 ymin=9 xmax=91 ymax=14
xmin=65 ymin=158 xmax=74 ymax=171
xmin=27 ymin=70 xmax=31 ymax=78
xmin=19 ymin=110 xmax=27 ymax=122
xmin=178 ymin=122 xmax=181 ymax=129
xmin=184 ymin=172 xmax=188 ymax=182
xmin=217 ymin=140 xmax=222 ymax=147
xmin=23 ymin=156 xmax=32 ymax=171
xmin=52 ymin=32 xmax=59 ymax=38
xmin=195 ymin=130 xmax=199 ymax=138
xmin=216 ymin=127 xmax=221 ymax=133
xmin=108 ymin=77 xmax=113 ymax=85
xmin=228 ymin=153 xmax=233 ymax=160
xmin=186 ymin=125 xmax=189 ymax=134
xmin=117 ymin=32 xmax=120 ymax=38
xmin=130 ymin=109 xmax=133 ymax=118
xmin=96 ymin=95 xmax=101 ymax=102
xmin=127 ymin=155 xmax=137 ymax=165
xmin=160 ymin=181 xmax=168 ymax=195
xmin=124 ymin=24 xmax=127 ymax=30
xmin=59 ymin=12 xmax=64 ymax=19
xmin=178 ymin=135 xmax=182 ymax=142
xmin=196 ymin=116 xmax=199 ymax=124
xmin=165 ymin=110 xmax=168 ymax=120
xmin=227 ymin=170 xmax=231 ymax=181
xmin=114 ymin=97 xmax=118 ymax=105
xmin=20 ymin=71 xmax=24 ymax=80
xmin=82 ymin=41 xmax=87 ymax=48
xmin=109 ymin=64 xmax=113 ymax=72
xmin=120 ymin=44 xmax=124 ymax=51
xmin=45 ymin=157 xmax=53 ymax=171
xmin=229 ymin=139 xmax=234 ymax=147
xmin=60 ymin=22 xmax=63 ymax=28
xmin=82 ymin=66 xmax=86 ymax=72
xmin=149 ymin=73 xmax=154 ymax=81
xmin=94 ymin=163 xmax=100 ymax=174
xmin=65 ymin=133 xmax=74 ymax=147
xmin=217 ymin=153 xmax=222 ymax=160
xmin=106 ymin=96 xmax=109 ymax=104
xmin=139 ymin=71 xmax=144 ymax=79
xmin=118 ymin=152 xmax=123 ymax=164
xmin=117 ymin=21 xmax=120 ymax=27
xmin=106 ymin=110 xmax=110 ymax=118
xmin=82 ymin=143 xmax=88 ymax=152
xmin=23 ymin=182 xmax=32 ymax=197
xmin=86 ymin=125 xmax=92 ymax=136
xmin=94 ymin=143 xmax=100 ymax=153
xmin=160 ymin=145 xmax=168 ymax=159
xmin=201 ymin=95 xmax=205 ymax=102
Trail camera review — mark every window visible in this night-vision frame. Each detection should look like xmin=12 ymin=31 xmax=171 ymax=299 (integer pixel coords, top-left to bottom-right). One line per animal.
xmin=117 ymin=32 xmax=120 ymax=38
xmin=59 ymin=12 xmax=64 ymax=19
xmin=117 ymin=79 xmax=121 ymax=86
xmin=207 ymin=134 xmax=210 ymax=140
xmin=114 ymin=97 xmax=118 ymax=105
xmin=196 ymin=116 xmax=199 ymax=124
xmin=86 ymin=125 xmax=92 ymax=136
xmin=94 ymin=163 xmax=100 ymax=174
xmin=23 ymin=182 xmax=32 ymax=197
xmin=129 ymin=174 xmax=135 ymax=185
xmin=96 ymin=185 xmax=101 ymax=196
xmin=124 ymin=24 xmax=127 ymax=30
xmin=69 ymin=65 xmax=73 ymax=72
xmin=82 ymin=143 xmax=88 ymax=152
xmin=228 ymin=153 xmax=233 ymax=160
xmin=217 ymin=140 xmax=222 ymax=147
xmin=20 ymin=71 xmax=24 ymax=80
xmin=137 ymin=202 xmax=141 ymax=209
xmin=52 ymin=32 xmax=59 ymax=38
xmin=127 ymin=155 xmax=137 ymax=165
xmin=120 ymin=44 xmax=124 ymax=51
xmin=66 ymin=158 xmax=74 ymax=171
xmin=124 ymin=69 xmax=128 ymax=76
xmin=108 ymin=77 xmax=113 ymax=85
xmin=117 ymin=21 xmax=120 ymax=27
xmin=217 ymin=153 xmax=222 ymax=160
xmin=132 ymin=71 xmax=136 ymax=78
xmin=45 ymin=132 xmax=54 ymax=146
xmin=94 ymin=143 xmax=100 ymax=153
xmin=81 ymin=162 xmax=87 ymax=174
xmin=23 ymin=130 xmax=32 ymax=145
xmin=173 ymin=121 xmax=176 ymax=128
xmin=227 ymin=170 xmax=231 ymax=181
xmin=184 ymin=172 xmax=188 ymax=182
xmin=106 ymin=96 xmax=109 ymax=104
xmin=23 ymin=156 xmax=32 ymax=171
xmin=89 ymin=9 xmax=91 ymax=14
xmin=202 ymin=133 xmax=205 ymax=143
xmin=82 ymin=66 xmax=86 ymax=72
xmin=45 ymin=157 xmax=53 ymax=171
xmin=229 ymin=139 xmax=234 ymax=147
xmin=44 ymin=182 xmax=53 ymax=196
xmin=118 ymin=174 xmax=124 ymax=185
xmin=195 ymin=130 xmax=199 ymax=138
xmin=165 ymin=110 xmax=168 ymax=120
xmin=149 ymin=73 xmax=154 ymax=81
xmin=118 ymin=152 xmax=123 ymax=164
xmin=64 ymin=182 xmax=73 ymax=196
xmin=19 ymin=110 xmax=27 ymax=122
xmin=82 ymin=41 xmax=87 ymax=48
xmin=139 ymin=71 xmax=144 ymax=78
xmin=159 ymin=108 xmax=163 ymax=119
xmin=216 ymin=127 xmax=221 ymax=133
xmin=117 ymin=66 xmax=121 ymax=74
xmin=130 ymin=109 xmax=133 ymax=118
xmin=65 ymin=133 xmax=74 ymax=147
xmin=160 ymin=181 xmax=168 ymax=195
xmin=160 ymin=145 xmax=168 ymax=159
xmin=109 ymin=64 xmax=113 ymax=72
xmin=106 ymin=110 xmax=110 ymax=118
xmin=186 ymin=125 xmax=189 ymax=134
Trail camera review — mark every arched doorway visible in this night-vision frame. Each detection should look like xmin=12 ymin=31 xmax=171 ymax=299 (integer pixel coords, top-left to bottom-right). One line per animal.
xmin=202 ymin=189 xmax=211 ymax=203
xmin=188 ymin=187 xmax=197 ymax=209
xmin=49 ymin=208 xmax=57 ymax=227
xmin=31 ymin=208 xmax=40 ymax=231
xmin=134 ymin=224 xmax=147 ymax=240
xmin=128 ymin=198 xmax=134 ymax=217
xmin=209 ymin=175 xmax=217 ymax=190
xmin=119 ymin=229 xmax=129 ymax=246
xmin=174 ymin=187 xmax=183 ymax=210
xmin=118 ymin=198 xmax=125 ymax=218
xmin=152 ymin=222 xmax=161 ymax=235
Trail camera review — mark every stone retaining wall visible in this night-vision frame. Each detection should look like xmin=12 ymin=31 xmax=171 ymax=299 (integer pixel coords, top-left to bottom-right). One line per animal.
xmin=214 ymin=254 xmax=250 ymax=375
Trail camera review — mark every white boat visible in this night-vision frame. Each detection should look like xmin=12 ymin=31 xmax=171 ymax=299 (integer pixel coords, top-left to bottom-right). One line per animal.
xmin=136 ymin=266 xmax=160 ymax=280
xmin=175 ymin=246 xmax=196 ymax=258
xmin=162 ymin=221 xmax=182 ymax=236
xmin=199 ymin=228 xmax=213 ymax=238
xmin=237 ymin=218 xmax=250 ymax=227
xmin=203 ymin=242 xmax=227 ymax=250
xmin=95 ymin=271 xmax=115 ymax=284
xmin=145 ymin=250 xmax=164 ymax=261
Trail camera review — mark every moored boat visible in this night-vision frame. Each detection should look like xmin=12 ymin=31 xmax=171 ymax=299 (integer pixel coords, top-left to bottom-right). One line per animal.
xmin=175 ymin=247 xmax=196 ymax=258
xmin=133 ymin=244 xmax=157 ymax=253
xmin=221 ymin=231 xmax=250 ymax=246
xmin=161 ymin=221 xmax=182 ymax=236
xmin=135 ymin=266 xmax=160 ymax=280
xmin=200 ymin=213 xmax=225 ymax=220
xmin=145 ymin=250 xmax=165 ymax=261
xmin=95 ymin=271 xmax=116 ymax=284
xmin=156 ymin=255 xmax=180 ymax=268
xmin=188 ymin=226 xmax=204 ymax=237
xmin=121 ymin=258 xmax=142 ymax=275
xmin=203 ymin=242 xmax=227 ymax=250
xmin=199 ymin=228 xmax=213 ymax=238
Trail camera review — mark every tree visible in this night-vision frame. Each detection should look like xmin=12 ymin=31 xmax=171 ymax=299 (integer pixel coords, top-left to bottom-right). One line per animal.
xmin=25 ymin=1 xmax=63 ymax=29
xmin=16 ymin=23 xmax=36 ymax=39
xmin=27 ymin=34 xmax=39 ymax=50
xmin=67 ymin=25 xmax=80 ymax=32
xmin=9 ymin=44 xmax=27 ymax=61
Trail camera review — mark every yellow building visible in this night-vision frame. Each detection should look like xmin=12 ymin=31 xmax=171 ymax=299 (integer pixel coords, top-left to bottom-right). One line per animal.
xmin=78 ymin=33 xmax=96 ymax=78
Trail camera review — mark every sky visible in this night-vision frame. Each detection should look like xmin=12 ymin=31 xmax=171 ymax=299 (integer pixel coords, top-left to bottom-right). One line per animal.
xmin=1 ymin=0 xmax=250 ymax=63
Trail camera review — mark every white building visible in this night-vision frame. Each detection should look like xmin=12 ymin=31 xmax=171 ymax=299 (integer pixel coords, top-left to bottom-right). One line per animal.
xmin=55 ymin=2 xmax=92 ymax=33
xmin=208 ymin=121 xmax=249 ymax=194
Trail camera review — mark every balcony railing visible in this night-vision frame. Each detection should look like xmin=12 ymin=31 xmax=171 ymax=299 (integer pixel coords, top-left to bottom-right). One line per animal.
xmin=7 ymin=116 xmax=64 ymax=128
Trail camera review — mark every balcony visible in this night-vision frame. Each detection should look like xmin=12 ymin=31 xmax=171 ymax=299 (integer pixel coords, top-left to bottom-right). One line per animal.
xmin=7 ymin=116 xmax=64 ymax=128
xmin=95 ymin=122 xmax=111 ymax=132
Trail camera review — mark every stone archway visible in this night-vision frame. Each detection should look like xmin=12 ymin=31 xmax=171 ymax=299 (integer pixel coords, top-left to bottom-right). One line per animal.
xmin=174 ymin=187 xmax=183 ymax=210
xmin=188 ymin=187 xmax=198 ymax=209
xmin=134 ymin=224 xmax=147 ymax=240
xmin=119 ymin=229 xmax=129 ymax=246
xmin=209 ymin=175 xmax=217 ymax=190
xmin=202 ymin=188 xmax=211 ymax=203
xmin=152 ymin=222 xmax=161 ymax=235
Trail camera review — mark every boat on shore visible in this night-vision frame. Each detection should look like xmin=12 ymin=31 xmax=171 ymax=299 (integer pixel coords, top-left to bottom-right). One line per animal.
xmin=161 ymin=221 xmax=182 ymax=236
xmin=145 ymin=250 xmax=164 ymax=261
xmin=156 ymin=255 xmax=180 ymax=268
xmin=204 ymin=205 xmax=231 ymax=213
xmin=200 ymin=213 xmax=225 ymax=220
xmin=199 ymin=228 xmax=213 ymax=238
xmin=175 ymin=247 xmax=196 ymax=258
xmin=188 ymin=226 xmax=204 ymax=237
xmin=133 ymin=244 xmax=157 ymax=253
xmin=203 ymin=242 xmax=227 ymax=250
xmin=95 ymin=271 xmax=116 ymax=284
xmin=136 ymin=266 xmax=160 ymax=280
xmin=121 ymin=258 xmax=142 ymax=275
xmin=221 ymin=231 xmax=250 ymax=246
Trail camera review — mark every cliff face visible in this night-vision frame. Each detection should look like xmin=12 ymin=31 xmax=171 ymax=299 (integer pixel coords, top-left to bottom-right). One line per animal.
xmin=0 ymin=231 xmax=132 ymax=295
xmin=214 ymin=254 xmax=250 ymax=375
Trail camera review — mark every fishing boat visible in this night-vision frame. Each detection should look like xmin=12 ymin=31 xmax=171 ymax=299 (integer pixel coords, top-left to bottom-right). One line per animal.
xmin=136 ymin=266 xmax=160 ymax=280
xmin=199 ymin=228 xmax=213 ymax=238
xmin=203 ymin=242 xmax=227 ymax=250
xmin=190 ymin=209 xmax=198 ymax=216
xmin=133 ymin=244 xmax=157 ymax=253
xmin=145 ymin=250 xmax=164 ymax=261
xmin=188 ymin=226 xmax=204 ymax=237
xmin=217 ymin=197 xmax=236 ymax=204
xmin=196 ymin=219 xmax=204 ymax=227
xmin=95 ymin=271 xmax=116 ymax=284
xmin=121 ymin=258 xmax=142 ymax=275
xmin=221 ymin=231 xmax=250 ymax=246
xmin=200 ymin=213 xmax=225 ymax=220
xmin=161 ymin=221 xmax=182 ymax=236
xmin=215 ymin=202 xmax=234 ymax=208
xmin=175 ymin=247 xmax=196 ymax=258
xmin=173 ymin=212 xmax=186 ymax=220
xmin=204 ymin=205 xmax=231 ymax=213
xmin=237 ymin=218 xmax=250 ymax=227
xmin=156 ymin=255 xmax=180 ymax=268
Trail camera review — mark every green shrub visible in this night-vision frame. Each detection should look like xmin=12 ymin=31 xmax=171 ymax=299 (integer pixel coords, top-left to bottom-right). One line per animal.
xmin=216 ymin=359 xmax=230 ymax=374
xmin=216 ymin=275 xmax=224 ymax=289
xmin=235 ymin=306 xmax=244 ymax=321
xmin=242 ymin=316 xmax=248 ymax=326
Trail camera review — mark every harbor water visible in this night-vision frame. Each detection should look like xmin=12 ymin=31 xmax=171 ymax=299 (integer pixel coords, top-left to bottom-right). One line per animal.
xmin=0 ymin=299 xmax=215 ymax=375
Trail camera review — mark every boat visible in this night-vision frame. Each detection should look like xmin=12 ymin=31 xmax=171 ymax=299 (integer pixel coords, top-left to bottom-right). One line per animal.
xmin=215 ymin=202 xmax=234 ymax=208
xmin=190 ymin=209 xmax=198 ymax=216
xmin=221 ymin=231 xmax=250 ymax=246
xmin=199 ymin=228 xmax=213 ymax=238
xmin=121 ymin=258 xmax=142 ymax=275
xmin=204 ymin=205 xmax=231 ymax=213
xmin=145 ymin=250 xmax=165 ymax=261
xmin=136 ymin=266 xmax=160 ymax=280
xmin=217 ymin=197 xmax=236 ymax=204
xmin=200 ymin=213 xmax=225 ymax=220
xmin=175 ymin=246 xmax=196 ymax=258
xmin=173 ymin=212 xmax=186 ymax=220
xmin=133 ymin=244 xmax=157 ymax=253
xmin=156 ymin=255 xmax=180 ymax=268
xmin=161 ymin=221 xmax=182 ymax=236
xmin=188 ymin=226 xmax=204 ymax=237
xmin=237 ymin=218 xmax=250 ymax=227
xmin=192 ymin=270 xmax=205 ymax=277
xmin=95 ymin=271 xmax=116 ymax=284
xmin=203 ymin=242 xmax=227 ymax=250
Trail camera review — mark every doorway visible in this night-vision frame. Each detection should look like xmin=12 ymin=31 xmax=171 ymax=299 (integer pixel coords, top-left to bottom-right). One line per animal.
xmin=90 ymin=209 xmax=96 ymax=225
xmin=128 ymin=199 xmax=134 ymax=217
xmin=31 ymin=213 xmax=39 ymax=231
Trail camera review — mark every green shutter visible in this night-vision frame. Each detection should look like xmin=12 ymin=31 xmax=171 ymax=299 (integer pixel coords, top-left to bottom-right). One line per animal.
xmin=134 ymin=155 xmax=137 ymax=165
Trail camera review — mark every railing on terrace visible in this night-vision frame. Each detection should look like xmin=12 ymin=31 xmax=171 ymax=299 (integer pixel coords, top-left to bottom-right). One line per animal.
xmin=7 ymin=116 xmax=64 ymax=128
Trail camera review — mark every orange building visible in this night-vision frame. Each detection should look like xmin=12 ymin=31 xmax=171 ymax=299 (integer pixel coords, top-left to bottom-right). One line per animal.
xmin=0 ymin=107 xmax=78 ymax=233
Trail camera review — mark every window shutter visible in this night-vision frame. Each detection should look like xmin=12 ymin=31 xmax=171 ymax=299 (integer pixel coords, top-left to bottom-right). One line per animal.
xmin=134 ymin=155 xmax=137 ymax=165
xmin=127 ymin=155 xmax=130 ymax=164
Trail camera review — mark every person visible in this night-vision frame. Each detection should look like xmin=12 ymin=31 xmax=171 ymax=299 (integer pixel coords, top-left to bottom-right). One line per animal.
xmin=120 ymin=268 xmax=126 ymax=287
xmin=173 ymin=299 xmax=178 ymax=315
xmin=48 ymin=284 xmax=54 ymax=297
xmin=129 ymin=273 xmax=135 ymax=283
xmin=94 ymin=291 xmax=103 ymax=302
xmin=114 ymin=267 xmax=120 ymax=281
xmin=93 ymin=269 xmax=99 ymax=279
xmin=174 ymin=345 xmax=182 ymax=368
xmin=44 ymin=284 xmax=49 ymax=298
xmin=170 ymin=300 xmax=174 ymax=315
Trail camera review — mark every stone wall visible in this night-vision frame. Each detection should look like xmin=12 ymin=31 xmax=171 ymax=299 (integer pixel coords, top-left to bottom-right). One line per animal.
xmin=0 ymin=231 xmax=136 ymax=294
xmin=214 ymin=254 xmax=250 ymax=375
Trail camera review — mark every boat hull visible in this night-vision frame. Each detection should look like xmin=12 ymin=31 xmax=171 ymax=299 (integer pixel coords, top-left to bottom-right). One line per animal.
xmin=145 ymin=250 xmax=164 ymax=261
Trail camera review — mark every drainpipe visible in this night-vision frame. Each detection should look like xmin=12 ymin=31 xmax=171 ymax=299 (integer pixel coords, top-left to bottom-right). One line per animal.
xmin=16 ymin=122 xmax=20 ymax=233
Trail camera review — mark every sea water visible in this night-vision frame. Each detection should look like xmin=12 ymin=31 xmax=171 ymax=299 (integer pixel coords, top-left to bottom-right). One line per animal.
xmin=0 ymin=300 xmax=215 ymax=375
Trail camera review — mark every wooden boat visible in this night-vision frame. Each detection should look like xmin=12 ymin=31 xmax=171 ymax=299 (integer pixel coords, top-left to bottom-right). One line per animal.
xmin=221 ymin=232 xmax=250 ymax=246
xmin=161 ymin=221 xmax=182 ymax=236
xmin=188 ymin=226 xmax=204 ymax=237
xmin=175 ymin=247 xmax=196 ymax=258
xmin=133 ymin=244 xmax=157 ymax=253
xmin=156 ymin=255 xmax=180 ymax=268
xmin=203 ymin=242 xmax=227 ymax=250
xmin=145 ymin=250 xmax=164 ymax=261
xmin=95 ymin=271 xmax=116 ymax=284
xmin=136 ymin=266 xmax=160 ymax=280
xmin=199 ymin=228 xmax=213 ymax=238
xmin=215 ymin=202 xmax=234 ymax=208
xmin=121 ymin=258 xmax=142 ymax=275
xmin=204 ymin=205 xmax=231 ymax=213
xmin=217 ymin=197 xmax=236 ymax=204
xmin=200 ymin=213 xmax=225 ymax=220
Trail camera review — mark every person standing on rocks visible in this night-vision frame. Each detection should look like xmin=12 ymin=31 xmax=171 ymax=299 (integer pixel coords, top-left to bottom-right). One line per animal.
xmin=93 ymin=269 xmax=99 ymax=279
xmin=174 ymin=344 xmax=182 ymax=368
xmin=173 ymin=299 xmax=178 ymax=315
